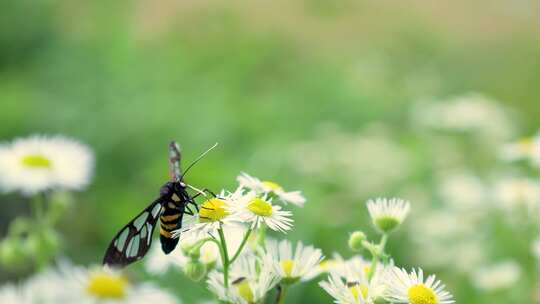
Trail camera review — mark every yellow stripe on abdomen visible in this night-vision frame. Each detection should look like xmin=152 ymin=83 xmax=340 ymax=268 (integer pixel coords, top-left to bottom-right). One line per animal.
xmin=160 ymin=222 xmax=177 ymax=230
xmin=160 ymin=214 xmax=180 ymax=222
xmin=160 ymin=226 xmax=172 ymax=238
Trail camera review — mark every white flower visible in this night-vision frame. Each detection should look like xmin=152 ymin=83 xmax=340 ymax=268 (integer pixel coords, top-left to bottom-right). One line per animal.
xmin=472 ymin=260 xmax=521 ymax=291
xmin=174 ymin=190 xmax=243 ymax=240
xmin=0 ymin=135 xmax=94 ymax=195
xmin=494 ymin=177 xmax=540 ymax=211
xmin=367 ymin=198 xmax=410 ymax=233
xmin=501 ymin=136 xmax=538 ymax=160
xmin=500 ymin=134 xmax=540 ymax=166
xmin=320 ymin=272 xmax=369 ymax=304
xmin=411 ymin=93 xmax=514 ymax=140
xmin=438 ymin=172 xmax=486 ymax=210
xmin=0 ymin=285 xmax=23 ymax=304
xmin=25 ymin=263 xmax=179 ymax=304
xmin=229 ymin=191 xmax=293 ymax=233
xmin=319 ymin=256 xmax=386 ymax=304
xmin=384 ymin=267 xmax=454 ymax=304
xmin=263 ymin=239 xmax=324 ymax=283
xmin=207 ymin=254 xmax=279 ymax=304
xmin=237 ymin=172 xmax=306 ymax=207
xmin=144 ymin=244 xmax=184 ymax=276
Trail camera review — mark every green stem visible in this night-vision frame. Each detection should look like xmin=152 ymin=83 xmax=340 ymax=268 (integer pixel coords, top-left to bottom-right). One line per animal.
xmin=218 ymin=224 xmax=230 ymax=289
xmin=32 ymin=194 xmax=46 ymax=226
xmin=229 ymin=228 xmax=252 ymax=265
xmin=368 ymin=234 xmax=388 ymax=282
xmin=276 ymin=284 xmax=288 ymax=304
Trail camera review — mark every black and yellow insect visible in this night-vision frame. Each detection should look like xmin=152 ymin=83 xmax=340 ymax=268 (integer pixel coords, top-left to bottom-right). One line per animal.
xmin=102 ymin=142 xmax=215 ymax=267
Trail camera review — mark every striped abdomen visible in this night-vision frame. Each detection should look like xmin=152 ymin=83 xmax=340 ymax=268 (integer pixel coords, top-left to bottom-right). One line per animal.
xmin=159 ymin=201 xmax=183 ymax=254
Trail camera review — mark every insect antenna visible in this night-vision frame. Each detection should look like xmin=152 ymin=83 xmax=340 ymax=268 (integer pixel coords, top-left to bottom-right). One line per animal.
xmin=169 ymin=141 xmax=182 ymax=182
xmin=179 ymin=142 xmax=218 ymax=180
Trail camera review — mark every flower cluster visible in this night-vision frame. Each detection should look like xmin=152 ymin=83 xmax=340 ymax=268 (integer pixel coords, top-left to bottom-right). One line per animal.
xmin=0 ymin=137 xmax=456 ymax=303
xmin=0 ymin=135 xmax=94 ymax=271
xmin=146 ymin=172 xmax=328 ymax=303
xmin=0 ymin=262 xmax=178 ymax=304
xmin=144 ymin=173 xmax=453 ymax=304
xmin=320 ymin=197 xmax=453 ymax=304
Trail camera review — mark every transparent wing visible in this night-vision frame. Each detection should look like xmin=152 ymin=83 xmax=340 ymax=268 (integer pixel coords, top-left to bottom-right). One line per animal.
xmin=102 ymin=197 xmax=165 ymax=268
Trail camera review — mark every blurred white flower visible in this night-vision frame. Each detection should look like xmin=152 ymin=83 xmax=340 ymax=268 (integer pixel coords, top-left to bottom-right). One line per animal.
xmin=438 ymin=172 xmax=486 ymax=210
xmin=384 ymin=267 xmax=454 ymax=304
xmin=500 ymin=136 xmax=540 ymax=161
xmin=0 ymin=135 xmax=94 ymax=195
xmin=207 ymin=254 xmax=279 ymax=304
xmin=237 ymin=172 xmax=306 ymax=207
xmin=263 ymin=239 xmax=324 ymax=284
xmin=494 ymin=177 xmax=540 ymax=211
xmin=0 ymin=285 xmax=22 ymax=304
xmin=472 ymin=260 xmax=521 ymax=291
xmin=367 ymin=198 xmax=410 ymax=233
xmin=13 ymin=263 xmax=179 ymax=304
xmin=144 ymin=243 xmax=184 ymax=276
xmin=411 ymin=93 xmax=514 ymax=140
xmin=229 ymin=191 xmax=293 ymax=233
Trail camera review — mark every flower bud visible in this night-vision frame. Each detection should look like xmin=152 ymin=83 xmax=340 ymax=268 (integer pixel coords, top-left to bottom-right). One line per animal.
xmin=348 ymin=231 xmax=367 ymax=252
xmin=0 ymin=238 xmax=27 ymax=267
xmin=183 ymin=259 xmax=207 ymax=282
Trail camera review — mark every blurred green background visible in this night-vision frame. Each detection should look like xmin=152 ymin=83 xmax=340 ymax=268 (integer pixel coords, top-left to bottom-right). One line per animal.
xmin=2 ymin=0 xmax=540 ymax=303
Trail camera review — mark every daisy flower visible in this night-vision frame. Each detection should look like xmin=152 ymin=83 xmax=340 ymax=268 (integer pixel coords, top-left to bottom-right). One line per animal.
xmin=367 ymin=198 xmax=410 ymax=233
xmin=0 ymin=285 xmax=22 ymax=304
xmin=500 ymin=136 xmax=539 ymax=161
xmin=174 ymin=190 xmax=242 ymax=240
xmin=263 ymin=239 xmax=324 ymax=284
xmin=237 ymin=172 xmax=306 ymax=207
xmin=19 ymin=263 xmax=179 ymax=304
xmin=207 ymin=253 xmax=279 ymax=304
xmin=0 ymin=135 xmax=94 ymax=195
xmin=494 ymin=177 xmax=540 ymax=212
xmin=384 ymin=267 xmax=454 ymax=304
xmin=144 ymin=244 xmax=184 ymax=276
xmin=319 ymin=256 xmax=387 ymax=304
xmin=320 ymin=272 xmax=370 ymax=304
xmin=229 ymin=191 xmax=293 ymax=233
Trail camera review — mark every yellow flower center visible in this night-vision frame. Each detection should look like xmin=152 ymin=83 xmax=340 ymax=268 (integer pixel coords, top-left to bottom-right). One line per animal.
xmin=86 ymin=272 xmax=128 ymax=299
xmin=199 ymin=198 xmax=229 ymax=222
xmin=281 ymin=259 xmax=295 ymax=277
xmin=234 ymin=278 xmax=254 ymax=303
xmin=247 ymin=197 xmax=273 ymax=216
xmin=21 ymin=154 xmax=52 ymax=168
xmin=262 ymin=181 xmax=283 ymax=192
xmin=363 ymin=265 xmax=371 ymax=275
xmin=349 ymin=283 xmax=369 ymax=300
xmin=519 ymin=138 xmax=533 ymax=153
xmin=408 ymin=284 xmax=438 ymax=304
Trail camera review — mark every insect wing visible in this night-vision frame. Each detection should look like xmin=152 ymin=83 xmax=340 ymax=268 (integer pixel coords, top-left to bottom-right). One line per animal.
xmin=102 ymin=197 xmax=165 ymax=267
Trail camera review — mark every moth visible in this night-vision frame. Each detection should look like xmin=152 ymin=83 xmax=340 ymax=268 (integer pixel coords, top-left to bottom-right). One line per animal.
xmin=102 ymin=142 xmax=216 ymax=267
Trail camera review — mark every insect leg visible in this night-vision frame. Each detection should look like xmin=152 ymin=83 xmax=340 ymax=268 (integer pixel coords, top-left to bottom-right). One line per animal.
xmin=184 ymin=204 xmax=195 ymax=216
